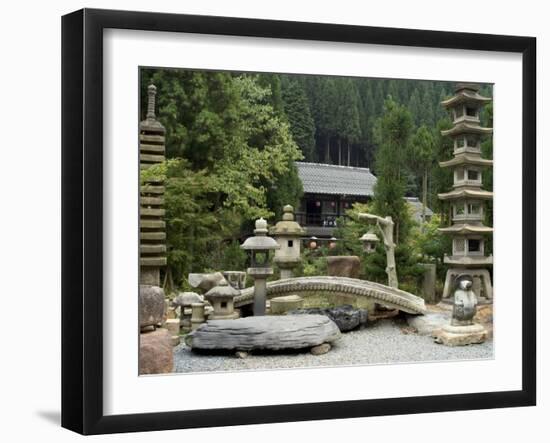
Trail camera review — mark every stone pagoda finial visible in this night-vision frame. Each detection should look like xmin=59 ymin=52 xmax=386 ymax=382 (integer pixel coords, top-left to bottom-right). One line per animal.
xmin=254 ymin=217 xmax=269 ymax=235
xmin=146 ymin=83 xmax=157 ymax=120
xmin=282 ymin=205 xmax=295 ymax=221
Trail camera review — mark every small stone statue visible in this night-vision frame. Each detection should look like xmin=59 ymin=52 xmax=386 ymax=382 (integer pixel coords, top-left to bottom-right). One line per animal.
xmin=451 ymin=275 xmax=477 ymax=326
xmin=434 ymin=273 xmax=488 ymax=346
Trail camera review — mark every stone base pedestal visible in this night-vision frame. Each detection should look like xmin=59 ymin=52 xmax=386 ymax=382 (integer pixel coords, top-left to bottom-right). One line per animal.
xmin=270 ymin=295 xmax=304 ymax=315
xmin=139 ymin=328 xmax=174 ymax=374
xmin=434 ymin=323 xmax=488 ymax=347
xmin=140 ymin=267 xmax=161 ymax=286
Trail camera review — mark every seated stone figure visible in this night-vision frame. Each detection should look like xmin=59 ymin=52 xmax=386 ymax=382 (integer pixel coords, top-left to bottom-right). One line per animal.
xmin=434 ymin=273 xmax=487 ymax=346
xmin=451 ymin=274 xmax=477 ymax=326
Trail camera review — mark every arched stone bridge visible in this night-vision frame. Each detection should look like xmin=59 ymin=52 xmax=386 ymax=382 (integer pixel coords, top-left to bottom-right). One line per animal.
xmin=234 ymin=276 xmax=426 ymax=315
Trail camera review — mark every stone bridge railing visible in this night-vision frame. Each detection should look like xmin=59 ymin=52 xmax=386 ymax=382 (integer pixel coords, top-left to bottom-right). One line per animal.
xmin=234 ymin=276 xmax=426 ymax=315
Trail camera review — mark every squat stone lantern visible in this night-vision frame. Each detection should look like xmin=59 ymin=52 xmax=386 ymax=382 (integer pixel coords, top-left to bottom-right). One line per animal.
xmin=241 ymin=218 xmax=280 ymax=316
xmin=204 ymin=281 xmax=240 ymax=320
xmin=270 ymin=205 xmax=306 ymax=279
xmin=360 ymin=230 xmax=380 ymax=254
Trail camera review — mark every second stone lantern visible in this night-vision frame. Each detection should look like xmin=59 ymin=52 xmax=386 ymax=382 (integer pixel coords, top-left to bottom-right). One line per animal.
xmin=241 ymin=218 xmax=280 ymax=315
xmin=269 ymin=205 xmax=306 ymax=279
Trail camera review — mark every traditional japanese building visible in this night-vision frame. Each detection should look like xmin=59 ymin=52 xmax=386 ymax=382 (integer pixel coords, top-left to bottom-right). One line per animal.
xmin=438 ymin=83 xmax=493 ymax=303
xmin=294 ymin=162 xmax=433 ymax=239
xmin=295 ymin=162 xmax=376 ymax=238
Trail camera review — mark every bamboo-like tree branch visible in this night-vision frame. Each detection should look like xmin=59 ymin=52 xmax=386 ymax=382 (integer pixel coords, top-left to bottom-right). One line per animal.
xmin=358 ymin=213 xmax=398 ymax=288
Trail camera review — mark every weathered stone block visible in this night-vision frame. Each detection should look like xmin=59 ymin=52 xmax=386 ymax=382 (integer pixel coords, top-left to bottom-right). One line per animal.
xmin=270 ymin=295 xmax=304 ymax=315
xmin=139 ymin=285 xmax=165 ymax=329
xmin=139 ymin=328 xmax=174 ymax=374
xmin=327 ymin=256 xmax=361 ymax=278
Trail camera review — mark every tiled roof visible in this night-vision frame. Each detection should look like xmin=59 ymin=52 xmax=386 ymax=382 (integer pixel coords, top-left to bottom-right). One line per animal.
xmin=405 ymin=197 xmax=434 ymax=222
xmin=295 ymin=162 xmax=377 ymax=197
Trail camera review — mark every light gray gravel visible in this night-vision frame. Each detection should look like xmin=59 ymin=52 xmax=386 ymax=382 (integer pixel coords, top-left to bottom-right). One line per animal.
xmin=173 ymin=318 xmax=493 ymax=373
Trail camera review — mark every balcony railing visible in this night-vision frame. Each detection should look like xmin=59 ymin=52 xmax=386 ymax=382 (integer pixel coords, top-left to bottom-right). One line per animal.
xmin=295 ymin=211 xmax=342 ymax=227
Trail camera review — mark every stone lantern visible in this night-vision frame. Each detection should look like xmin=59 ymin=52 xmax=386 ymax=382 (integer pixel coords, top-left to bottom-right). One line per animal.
xmin=360 ymin=230 xmax=379 ymax=253
xmin=241 ymin=218 xmax=280 ymax=316
xmin=204 ymin=281 xmax=240 ymax=320
xmin=269 ymin=205 xmax=306 ymax=279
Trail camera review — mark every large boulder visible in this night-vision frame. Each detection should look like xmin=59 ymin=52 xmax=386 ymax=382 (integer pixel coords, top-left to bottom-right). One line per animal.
xmin=288 ymin=305 xmax=368 ymax=332
xmin=327 ymin=256 xmax=361 ymax=278
xmin=186 ymin=315 xmax=340 ymax=351
xmin=139 ymin=285 xmax=165 ymax=329
xmin=139 ymin=328 xmax=174 ymax=374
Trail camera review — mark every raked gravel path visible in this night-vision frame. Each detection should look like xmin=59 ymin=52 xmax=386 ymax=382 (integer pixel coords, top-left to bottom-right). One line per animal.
xmin=173 ymin=318 xmax=493 ymax=373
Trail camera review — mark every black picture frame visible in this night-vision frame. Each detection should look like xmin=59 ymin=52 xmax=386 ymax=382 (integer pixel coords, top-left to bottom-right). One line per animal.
xmin=61 ymin=8 xmax=537 ymax=435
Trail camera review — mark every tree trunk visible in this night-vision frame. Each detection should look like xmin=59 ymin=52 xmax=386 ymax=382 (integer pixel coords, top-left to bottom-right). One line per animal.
xmin=325 ymin=136 xmax=330 ymax=163
xmin=337 ymin=138 xmax=342 ymax=165
xmin=422 ymin=168 xmax=428 ymax=224
xmin=346 ymin=140 xmax=351 ymax=166
xmin=380 ymin=218 xmax=398 ymax=289
xmin=357 ymin=213 xmax=398 ymax=288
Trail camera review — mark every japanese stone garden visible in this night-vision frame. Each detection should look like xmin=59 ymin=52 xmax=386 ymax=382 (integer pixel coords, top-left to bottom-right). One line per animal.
xmin=138 ymin=73 xmax=494 ymax=375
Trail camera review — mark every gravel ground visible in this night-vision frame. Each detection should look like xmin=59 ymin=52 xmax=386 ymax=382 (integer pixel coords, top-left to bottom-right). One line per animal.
xmin=173 ymin=318 xmax=493 ymax=373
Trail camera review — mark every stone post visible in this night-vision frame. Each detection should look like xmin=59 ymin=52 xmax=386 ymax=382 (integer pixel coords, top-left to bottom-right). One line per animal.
xmin=190 ymin=302 xmax=206 ymax=331
xmin=421 ymin=263 xmax=437 ymax=303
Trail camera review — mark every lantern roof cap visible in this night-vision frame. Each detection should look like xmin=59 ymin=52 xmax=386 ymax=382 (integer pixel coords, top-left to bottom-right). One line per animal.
xmin=204 ymin=280 xmax=240 ymax=299
xmin=270 ymin=205 xmax=306 ymax=236
xmin=360 ymin=231 xmax=380 ymax=242
xmin=241 ymin=218 xmax=280 ymax=250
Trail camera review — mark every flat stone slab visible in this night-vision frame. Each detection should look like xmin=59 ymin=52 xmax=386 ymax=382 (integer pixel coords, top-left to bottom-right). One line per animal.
xmin=186 ymin=315 xmax=341 ymax=351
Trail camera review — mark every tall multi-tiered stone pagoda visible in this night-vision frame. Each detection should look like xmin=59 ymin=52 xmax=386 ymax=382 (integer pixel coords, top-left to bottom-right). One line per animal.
xmin=139 ymin=84 xmax=167 ymax=286
xmin=438 ymin=83 xmax=493 ymax=303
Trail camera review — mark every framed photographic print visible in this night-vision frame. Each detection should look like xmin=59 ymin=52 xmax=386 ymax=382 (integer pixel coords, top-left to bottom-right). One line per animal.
xmin=61 ymin=8 xmax=536 ymax=435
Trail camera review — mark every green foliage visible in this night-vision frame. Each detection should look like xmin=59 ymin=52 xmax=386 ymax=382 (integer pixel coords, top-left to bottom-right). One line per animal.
xmin=372 ymin=98 xmax=414 ymax=243
xmin=281 ymin=77 xmax=316 ymax=161
xmin=299 ymin=246 xmax=329 ymax=277
xmin=409 ymin=125 xmax=436 ymax=222
xmin=221 ymin=240 xmax=248 ymax=272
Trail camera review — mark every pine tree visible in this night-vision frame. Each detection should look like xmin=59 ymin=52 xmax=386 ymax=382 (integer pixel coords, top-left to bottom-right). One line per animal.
xmin=409 ymin=125 xmax=436 ymax=224
xmin=281 ymin=77 xmax=316 ymax=161
xmin=372 ymin=98 xmax=414 ymax=244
